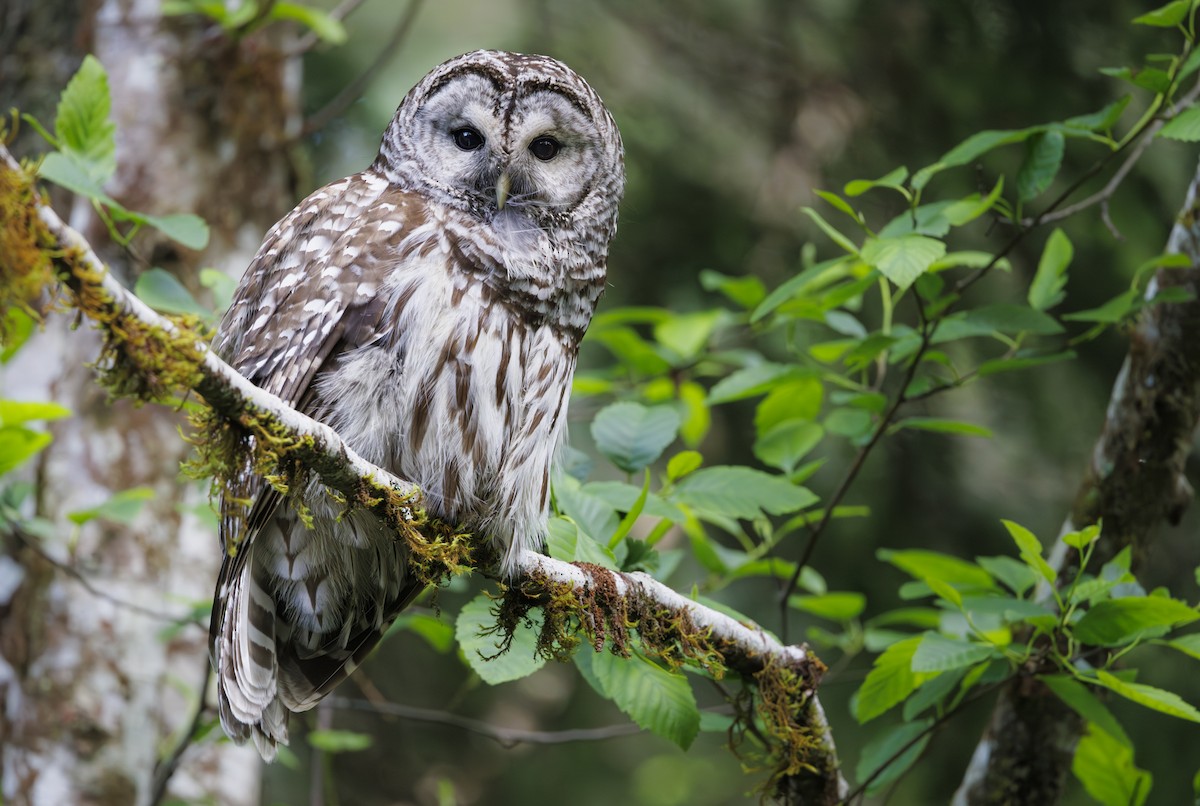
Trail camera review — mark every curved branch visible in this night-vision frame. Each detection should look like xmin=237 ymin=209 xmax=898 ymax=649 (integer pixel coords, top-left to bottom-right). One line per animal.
xmin=327 ymin=696 xmax=644 ymax=746
xmin=0 ymin=144 xmax=847 ymax=803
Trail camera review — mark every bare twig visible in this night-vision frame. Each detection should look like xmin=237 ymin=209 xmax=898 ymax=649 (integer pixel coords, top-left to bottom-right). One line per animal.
xmin=150 ymin=661 xmax=212 ymax=806
xmin=1024 ymin=79 xmax=1200 ymax=229
xmin=8 ymin=526 xmax=203 ymax=628
xmin=778 ymin=296 xmax=934 ymax=638
xmin=327 ymin=696 xmax=643 ymax=746
xmin=299 ymin=0 xmax=424 ymax=138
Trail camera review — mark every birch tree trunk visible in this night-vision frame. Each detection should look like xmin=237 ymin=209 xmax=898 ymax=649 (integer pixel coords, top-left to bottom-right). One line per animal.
xmin=1 ymin=3 xmax=302 ymax=803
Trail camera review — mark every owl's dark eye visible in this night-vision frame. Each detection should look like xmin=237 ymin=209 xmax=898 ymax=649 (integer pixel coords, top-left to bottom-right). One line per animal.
xmin=451 ymin=127 xmax=484 ymax=151
xmin=529 ymin=136 xmax=560 ymax=161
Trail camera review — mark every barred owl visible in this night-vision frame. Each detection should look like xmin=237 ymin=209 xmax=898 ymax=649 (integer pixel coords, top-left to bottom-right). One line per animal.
xmin=209 ymin=50 xmax=625 ymax=758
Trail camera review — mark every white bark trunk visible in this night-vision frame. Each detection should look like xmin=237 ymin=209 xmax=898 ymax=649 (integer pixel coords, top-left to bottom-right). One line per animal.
xmin=1 ymin=2 xmax=302 ymax=803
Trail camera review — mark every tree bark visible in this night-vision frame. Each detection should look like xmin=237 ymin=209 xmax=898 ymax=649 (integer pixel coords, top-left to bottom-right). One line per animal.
xmin=954 ymin=158 xmax=1200 ymax=805
xmin=0 ymin=3 xmax=301 ymax=804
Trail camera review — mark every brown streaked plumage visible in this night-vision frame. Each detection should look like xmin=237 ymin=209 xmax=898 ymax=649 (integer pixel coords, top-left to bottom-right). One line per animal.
xmin=209 ymin=50 xmax=624 ymax=759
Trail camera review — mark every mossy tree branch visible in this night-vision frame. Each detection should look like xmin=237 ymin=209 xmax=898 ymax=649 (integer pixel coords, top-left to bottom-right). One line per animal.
xmin=0 ymin=144 xmax=846 ymax=803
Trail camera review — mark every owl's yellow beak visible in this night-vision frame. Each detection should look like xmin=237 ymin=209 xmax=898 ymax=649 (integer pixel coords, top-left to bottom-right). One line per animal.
xmin=495 ymin=171 xmax=511 ymax=211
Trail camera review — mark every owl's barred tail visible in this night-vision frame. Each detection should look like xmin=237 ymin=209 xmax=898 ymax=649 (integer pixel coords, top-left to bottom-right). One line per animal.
xmin=214 ymin=562 xmax=289 ymax=760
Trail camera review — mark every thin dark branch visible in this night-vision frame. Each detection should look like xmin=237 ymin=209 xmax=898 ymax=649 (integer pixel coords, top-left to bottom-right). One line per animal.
xmin=839 ymin=679 xmax=1006 ymax=805
xmin=299 ymin=0 xmax=424 ymax=139
xmin=778 ymin=295 xmax=934 ymax=639
xmin=150 ymin=661 xmax=212 ymax=806
xmin=325 ymin=696 xmax=644 ymax=746
xmin=9 ymin=526 xmax=203 ymax=628
xmin=1025 ymin=79 xmax=1200 ymax=229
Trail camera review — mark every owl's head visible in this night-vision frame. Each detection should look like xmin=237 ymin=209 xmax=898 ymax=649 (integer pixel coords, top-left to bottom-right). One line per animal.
xmin=374 ymin=51 xmax=625 ymax=234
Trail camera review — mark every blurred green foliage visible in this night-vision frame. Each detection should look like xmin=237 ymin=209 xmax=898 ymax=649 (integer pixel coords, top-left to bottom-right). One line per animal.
xmin=257 ymin=1 xmax=1200 ymax=804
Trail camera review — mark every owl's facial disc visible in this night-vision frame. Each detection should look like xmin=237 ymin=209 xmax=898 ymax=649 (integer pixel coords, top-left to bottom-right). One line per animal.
xmin=409 ymin=73 xmax=607 ymax=222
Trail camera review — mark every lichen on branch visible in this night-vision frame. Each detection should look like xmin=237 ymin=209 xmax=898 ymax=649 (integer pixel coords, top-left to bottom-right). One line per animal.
xmin=0 ymin=144 xmax=846 ymax=803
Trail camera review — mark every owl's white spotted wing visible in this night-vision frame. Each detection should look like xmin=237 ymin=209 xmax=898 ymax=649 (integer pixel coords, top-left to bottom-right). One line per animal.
xmin=210 ymin=170 xmax=432 ymax=756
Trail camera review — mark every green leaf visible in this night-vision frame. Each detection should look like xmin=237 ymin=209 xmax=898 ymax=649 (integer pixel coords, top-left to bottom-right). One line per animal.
xmin=1017 ymin=131 xmax=1065 ymax=202
xmin=977 ymin=350 xmax=1076 ymax=377
xmin=1 ymin=309 xmax=36 ymax=364
xmin=755 ymin=377 xmax=824 ymax=433
xmin=674 ymin=466 xmax=816 ymax=520
xmin=750 ymin=255 xmax=855 ymax=322
xmin=903 ymin=667 xmax=967 ymax=719
xmin=814 ymin=189 xmax=861 ymax=219
xmin=854 ymin=635 xmax=925 ymax=722
xmin=855 ymin=718 xmax=932 ymax=795
xmin=67 ymin=486 xmax=155 ymax=525
xmin=1100 ymin=65 xmax=1171 ymax=93
xmin=942 ymin=177 xmax=1006 ymax=227
xmin=879 ymin=200 xmax=955 ymax=238
xmin=588 ymin=327 xmax=671 ymax=376
xmin=958 ymin=595 xmax=1055 ymax=624
xmin=844 ymin=166 xmax=910 ymax=198
xmin=1043 ymin=675 xmax=1131 ymax=747
xmin=584 ymin=481 xmax=685 ymax=522
xmin=754 ymin=419 xmax=824 ymax=473
xmin=37 ymin=151 xmax=117 ymax=204
xmin=1002 ymin=519 xmax=1058 ymax=584
xmin=388 ymin=612 xmax=455 ymax=653
xmin=55 ymin=55 xmax=116 ymax=184
xmin=1065 ymin=96 xmax=1132 ymax=132
xmin=591 ymin=649 xmax=700 ymax=750
xmin=0 ymin=426 xmax=54 ymax=475
xmin=879 ymin=549 xmax=996 ymax=590
xmin=545 ymin=513 xmax=619 ymax=570
xmin=891 ymin=417 xmax=992 ymax=438
xmin=1029 ymin=228 xmax=1072 ymax=311
xmin=936 ymin=305 xmax=1064 ymax=341
xmin=911 ymin=633 xmax=997 ymax=672
xmin=1163 ymin=633 xmax=1200 ymax=662
xmin=676 ymin=380 xmax=710 ymax=446
xmin=666 ymin=450 xmax=703 ymax=481
xmin=789 ymin=591 xmax=866 ymax=621
xmin=699 ymin=270 xmax=765 ymax=308
xmin=134 ymin=268 xmax=211 ymax=317
xmin=591 ymin=402 xmax=680 ymax=474
xmin=801 ymin=207 xmax=861 ymax=255
xmin=976 ymin=555 xmax=1039 ymax=596
xmin=455 ymin=593 xmax=546 ymax=684
xmin=1062 ymin=523 xmax=1101 ymax=550
xmin=1094 ymin=669 xmax=1200 ymax=723
xmin=199 ymin=267 xmax=238 ymax=312
xmin=307 ymin=729 xmax=373 ymax=753
xmin=1159 ymin=106 xmax=1200 ymax=142
xmin=605 ymin=472 xmax=651 ymax=549
xmin=1181 ymin=48 xmax=1200 ymax=83
xmin=1073 ymin=597 xmax=1198 ymax=646
xmin=1132 ymin=0 xmax=1190 ymax=26
xmin=268 ymin=2 xmax=349 ymax=43
xmin=861 ymin=234 xmax=947 ymax=290
xmin=141 ymin=213 xmax=211 ymax=251
xmin=654 ymin=310 xmax=722 ymax=362
xmin=0 ymin=400 xmax=72 ymax=426
xmin=708 ymin=363 xmax=799 ymax=404
xmin=1072 ymin=724 xmax=1151 ymax=806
